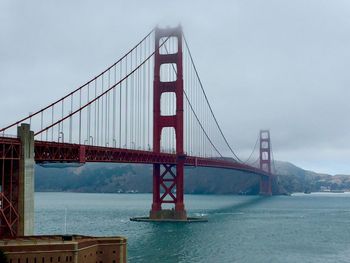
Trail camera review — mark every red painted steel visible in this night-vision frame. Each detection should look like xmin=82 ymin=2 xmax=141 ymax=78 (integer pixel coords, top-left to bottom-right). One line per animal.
xmin=0 ymin=137 xmax=21 ymax=237
xmin=0 ymin=137 xmax=271 ymax=236
xmin=151 ymin=26 xmax=186 ymax=216
xmin=259 ymin=130 xmax=272 ymax=195
xmin=33 ymin=141 xmax=270 ymax=176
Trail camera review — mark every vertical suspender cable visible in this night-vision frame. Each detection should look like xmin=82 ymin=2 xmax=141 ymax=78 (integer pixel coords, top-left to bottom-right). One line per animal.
xmin=119 ymin=60 xmax=122 ymax=148
xmin=148 ymin=35 xmax=151 ymax=150
xmin=94 ymin=80 xmax=97 ymax=146
xmin=59 ymin=100 xmax=63 ymax=141
xmin=101 ymin=74 xmax=104 ymax=146
xmin=131 ymin=51 xmax=134 ymax=148
xmin=107 ymin=70 xmax=110 ymax=146
xmin=70 ymin=94 xmax=73 ymax=143
xmin=51 ymin=105 xmax=54 ymax=141
xmin=137 ymin=48 xmax=139 ymax=148
xmin=40 ymin=111 xmax=43 ymax=141
xmin=113 ymin=65 xmax=116 ymax=147
xmin=79 ymin=89 xmax=82 ymax=144
xmin=143 ymin=39 xmax=146 ymax=149
xmin=87 ymin=83 xmax=90 ymax=144
xmin=97 ymin=81 xmax=100 ymax=146
xmin=125 ymin=56 xmax=128 ymax=148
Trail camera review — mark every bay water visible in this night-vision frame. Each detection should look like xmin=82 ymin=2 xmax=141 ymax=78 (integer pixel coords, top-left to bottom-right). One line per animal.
xmin=35 ymin=192 xmax=350 ymax=263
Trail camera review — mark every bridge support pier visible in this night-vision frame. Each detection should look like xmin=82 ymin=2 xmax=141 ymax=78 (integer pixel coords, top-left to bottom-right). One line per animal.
xmin=17 ymin=123 xmax=35 ymax=235
xmin=259 ymin=130 xmax=272 ymax=196
xmin=0 ymin=123 xmax=34 ymax=237
xmin=150 ymin=160 xmax=187 ymax=220
xmin=259 ymin=175 xmax=272 ymax=196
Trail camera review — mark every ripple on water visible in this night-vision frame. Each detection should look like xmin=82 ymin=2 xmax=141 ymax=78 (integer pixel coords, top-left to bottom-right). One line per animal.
xmin=36 ymin=193 xmax=350 ymax=263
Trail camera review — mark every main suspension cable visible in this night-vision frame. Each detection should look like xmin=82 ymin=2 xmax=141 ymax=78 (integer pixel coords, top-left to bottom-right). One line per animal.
xmin=35 ymin=32 xmax=172 ymax=136
xmin=242 ymin=134 xmax=259 ymax=164
xmin=183 ymin=34 xmax=242 ymax=162
xmin=0 ymin=29 xmax=155 ymax=133
xmin=163 ymin=44 xmax=223 ymax=158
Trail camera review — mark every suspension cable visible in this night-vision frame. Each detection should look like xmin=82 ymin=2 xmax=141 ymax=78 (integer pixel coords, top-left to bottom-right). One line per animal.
xmin=0 ymin=29 xmax=155 ymax=133
xmin=163 ymin=44 xmax=223 ymax=157
xmin=183 ymin=34 xmax=243 ymax=162
xmin=34 ymin=32 xmax=173 ymax=136
xmin=242 ymin=134 xmax=259 ymax=164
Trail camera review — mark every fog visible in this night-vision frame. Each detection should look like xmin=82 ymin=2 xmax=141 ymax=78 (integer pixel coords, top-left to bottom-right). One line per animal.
xmin=1 ymin=0 xmax=350 ymax=174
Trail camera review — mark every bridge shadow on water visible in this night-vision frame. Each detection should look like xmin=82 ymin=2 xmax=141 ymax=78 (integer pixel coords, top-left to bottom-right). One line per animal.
xmin=208 ymin=195 xmax=270 ymax=217
xmin=128 ymin=196 xmax=272 ymax=263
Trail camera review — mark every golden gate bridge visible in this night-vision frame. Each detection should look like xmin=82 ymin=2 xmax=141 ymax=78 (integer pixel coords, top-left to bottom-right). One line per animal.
xmin=0 ymin=26 xmax=275 ymax=236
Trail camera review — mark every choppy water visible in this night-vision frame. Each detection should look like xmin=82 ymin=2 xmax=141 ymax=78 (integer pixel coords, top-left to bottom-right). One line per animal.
xmin=35 ymin=192 xmax=350 ymax=263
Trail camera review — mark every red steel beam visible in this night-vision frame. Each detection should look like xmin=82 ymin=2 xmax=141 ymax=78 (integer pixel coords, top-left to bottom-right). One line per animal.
xmin=34 ymin=140 xmax=270 ymax=177
xmin=0 ymin=137 xmax=270 ymax=237
xmin=0 ymin=137 xmax=21 ymax=237
xmin=1 ymin=138 xmax=270 ymax=176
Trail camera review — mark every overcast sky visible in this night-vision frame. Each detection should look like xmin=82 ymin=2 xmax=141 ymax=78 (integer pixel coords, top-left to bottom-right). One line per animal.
xmin=1 ymin=0 xmax=350 ymax=174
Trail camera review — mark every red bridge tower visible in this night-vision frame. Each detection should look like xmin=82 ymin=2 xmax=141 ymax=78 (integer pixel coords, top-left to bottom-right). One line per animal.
xmin=259 ymin=130 xmax=272 ymax=195
xmin=150 ymin=26 xmax=187 ymax=220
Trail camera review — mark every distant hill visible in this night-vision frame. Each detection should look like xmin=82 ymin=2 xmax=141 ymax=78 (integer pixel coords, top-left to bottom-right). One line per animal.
xmin=35 ymin=163 xmax=261 ymax=194
xmin=275 ymin=161 xmax=350 ymax=193
xmin=35 ymin=161 xmax=350 ymax=194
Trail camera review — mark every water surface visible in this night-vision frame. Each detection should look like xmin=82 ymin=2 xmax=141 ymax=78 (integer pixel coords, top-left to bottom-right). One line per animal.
xmin=35 ymin=192 xmax=350 ymax=263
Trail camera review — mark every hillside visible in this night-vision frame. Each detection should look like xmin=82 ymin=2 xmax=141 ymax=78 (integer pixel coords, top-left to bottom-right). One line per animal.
xmin=275 ymin=161 xmax=350 ymax=192
xmin=35 ymin=163 xmax=261 ymax=194
xmin=35 ymin=161 xmax=350 ymax=194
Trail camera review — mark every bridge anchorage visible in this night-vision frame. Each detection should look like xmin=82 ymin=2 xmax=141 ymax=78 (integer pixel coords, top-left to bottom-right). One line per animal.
xmin=0 ymin=26 xmax=275 ymax=235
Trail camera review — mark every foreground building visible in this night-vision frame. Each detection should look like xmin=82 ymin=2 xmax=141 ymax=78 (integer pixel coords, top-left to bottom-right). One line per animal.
xmin=0 ymin=235 xmax=127 ymax=263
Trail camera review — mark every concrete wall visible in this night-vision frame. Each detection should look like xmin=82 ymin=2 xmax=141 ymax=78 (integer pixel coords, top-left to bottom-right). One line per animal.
xmin=1 ymin=236 xmax=127 ymax=263
xmin=17 ymin=123 xmax=35 ymax=236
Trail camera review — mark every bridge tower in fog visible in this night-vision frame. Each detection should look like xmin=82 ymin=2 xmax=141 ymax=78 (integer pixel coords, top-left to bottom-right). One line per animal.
xmin=259 ymin=130 xmax=272 ymax=195
xmin=150 ymin=27 xmax=187 ymax=220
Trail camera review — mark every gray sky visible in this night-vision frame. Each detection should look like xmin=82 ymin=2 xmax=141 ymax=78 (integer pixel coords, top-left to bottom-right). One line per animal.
xmin=1 ymin=0 xmax=350 ymax=174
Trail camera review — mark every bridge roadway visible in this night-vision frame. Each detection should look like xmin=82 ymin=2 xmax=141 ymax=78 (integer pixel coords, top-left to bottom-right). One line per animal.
xmin=0 ymin=136 xmax=268 ymax=177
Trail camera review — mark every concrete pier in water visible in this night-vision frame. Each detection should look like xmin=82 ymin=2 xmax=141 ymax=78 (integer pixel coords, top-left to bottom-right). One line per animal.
xmin=17 ymin=123 xmax=35 ymax=236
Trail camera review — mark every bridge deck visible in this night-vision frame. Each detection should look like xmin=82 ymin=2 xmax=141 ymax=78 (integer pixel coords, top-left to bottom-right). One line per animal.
xmin=0 ymin=137 xmax=269 ymax=177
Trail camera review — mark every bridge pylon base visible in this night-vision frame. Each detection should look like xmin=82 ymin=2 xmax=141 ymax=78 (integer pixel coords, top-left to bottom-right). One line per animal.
xmin=150 ymin=162 xmax=187 ymax=220
xmin=259 ymin=175 xmax=272 ymax=196
xmin=131 ymin=214 xmax=207 ymax=223
xmin=150 ymin=209 xmax=187 ymax=220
